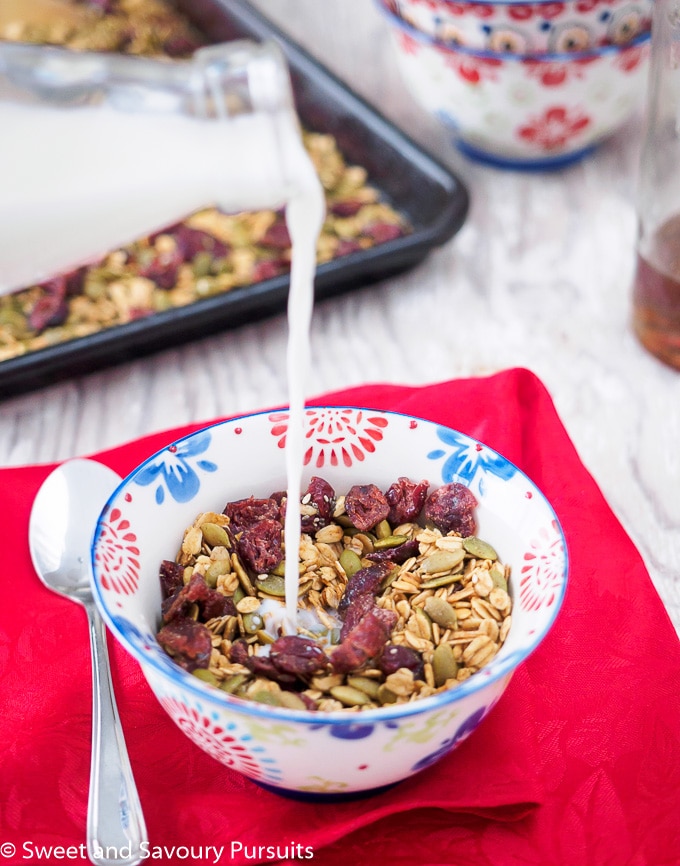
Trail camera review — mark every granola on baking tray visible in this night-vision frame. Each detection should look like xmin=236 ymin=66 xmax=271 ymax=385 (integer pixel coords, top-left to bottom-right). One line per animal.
xmin=156 ymin=477 xmax=513 ymax=712
xmin=0 ymin=0 xmax=410 ymax=362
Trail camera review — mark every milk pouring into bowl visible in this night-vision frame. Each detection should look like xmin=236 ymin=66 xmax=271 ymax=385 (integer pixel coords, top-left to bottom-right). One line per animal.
xmin=1 ymin=39 xmax=326 ymax=628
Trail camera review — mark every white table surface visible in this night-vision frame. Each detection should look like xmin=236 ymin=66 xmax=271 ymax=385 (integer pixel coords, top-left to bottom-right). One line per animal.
xmin=2 ymin=0 xmax=679 ymax=637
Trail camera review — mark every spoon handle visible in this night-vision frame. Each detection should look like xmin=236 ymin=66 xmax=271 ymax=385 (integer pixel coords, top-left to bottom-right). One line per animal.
xmin=86 ymin=604 xmax=148 ymax=866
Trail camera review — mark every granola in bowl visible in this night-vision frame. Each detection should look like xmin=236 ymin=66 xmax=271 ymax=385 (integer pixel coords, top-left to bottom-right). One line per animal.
xmin=157 ymin=478 xmax=513 ymax=712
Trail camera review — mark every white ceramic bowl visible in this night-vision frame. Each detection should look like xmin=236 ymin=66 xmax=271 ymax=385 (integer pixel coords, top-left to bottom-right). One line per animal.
xmin=378 ymin=0 xmax=650 ymax=169
xmin=91 ymin=407 xmax=567 ymax=797
xmin=389 ymin=0 xmax=652 ymax=53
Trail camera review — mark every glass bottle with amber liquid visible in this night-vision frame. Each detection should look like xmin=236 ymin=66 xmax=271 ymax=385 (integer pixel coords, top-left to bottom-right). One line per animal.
xmin=632 ymin=0 xmax=680 ymax=369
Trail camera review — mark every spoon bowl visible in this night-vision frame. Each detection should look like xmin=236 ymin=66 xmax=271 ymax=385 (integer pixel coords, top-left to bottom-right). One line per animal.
xmin=29 ymin=458 xmax=147 ymax=866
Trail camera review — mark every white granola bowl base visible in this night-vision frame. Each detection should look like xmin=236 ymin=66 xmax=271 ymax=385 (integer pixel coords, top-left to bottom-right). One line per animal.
xmin=378 ymin=0 xmax=650 ymax=170
xmin=91 ymin=407 xmax=568 ymax=798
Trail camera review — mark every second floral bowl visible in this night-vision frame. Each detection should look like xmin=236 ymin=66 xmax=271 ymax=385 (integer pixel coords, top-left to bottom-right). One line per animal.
xmin=378 ymin=0 xmax=650 ymax=168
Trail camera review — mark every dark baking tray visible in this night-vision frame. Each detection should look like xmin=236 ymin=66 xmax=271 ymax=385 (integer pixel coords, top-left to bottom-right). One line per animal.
xmin=0 ymin=0 xmax=469 ymax=399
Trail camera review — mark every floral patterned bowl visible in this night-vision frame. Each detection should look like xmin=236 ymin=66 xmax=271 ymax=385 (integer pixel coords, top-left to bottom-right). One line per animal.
xmin=388 ymin=0 xmax=651 ymax=54
xmin=90 ymin=407 xmax=568 ymax=796
xmin=378 ymin=0 xmax=650 ymax=168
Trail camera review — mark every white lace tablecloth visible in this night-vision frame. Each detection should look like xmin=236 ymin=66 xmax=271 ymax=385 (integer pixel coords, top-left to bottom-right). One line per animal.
xmin=2 ymin=0 xmax=679 ymax=635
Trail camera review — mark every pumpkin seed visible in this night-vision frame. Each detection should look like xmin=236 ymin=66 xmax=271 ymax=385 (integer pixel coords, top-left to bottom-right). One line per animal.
xmin=242 ymin=612 xmax=264 ymax=634
xmin=423 ymin=596 xmax=458 ymax=629
xmin=330 ymin=685 xmax=371 ymax=707
xmin=490 ymin=561 xmax=508 ymax=592
xmin=373 ymin=534 xmax=408 ymax=550
xmin=192 ymin=668 xmax=219 ymax=687
xmin=231 ymin=553 xmax=255 ymax=596
xmin=374 ymin=519 xmax=393 ymax=540
xmin=201 ymin=522 xmax=230 ymax=548
xmin=339 ymin=548 xmax=363 ymax=578
xmin=347 ymin=676 xmax=381 ymax=699
xmin=278 ymin=691 xmax=308 ymax=711
xmin=256 ymin=574 xmax=286 ymax=597
xmin=334 ymin=514 xmax=354 ymax=528
xmin=220 ymin=673 xmax=247 ymax=694
xmin=377 ymin=684 xmax=398 ymax=704
xmin=432 ymin=643 xmax=458 ymax=687
xmin=420 ymin=573 xmax=463 ymax=590
xmin=421 ymin=549 xmax=465 ymax=574
xmin=380 ymin=570 xmax=398 ymax=590
xmin=270 ymin=559 xmax=305 ymax=578
xmin=203 ymin=569 xmax=219 ymax=589
xmin=463 ymin=536 xmax=498 ymax=561
xmin=251 ymin=690 xmax=283 ymax=707
xmin=204 ymin=557 xmax=231 ymax=586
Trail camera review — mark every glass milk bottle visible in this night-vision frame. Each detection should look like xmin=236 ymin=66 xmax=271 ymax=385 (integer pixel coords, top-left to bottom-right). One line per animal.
xmin=632 ymin=0 xmax=680 ymax=369
xmin=0 ymin=38 xmax=315 ymax=295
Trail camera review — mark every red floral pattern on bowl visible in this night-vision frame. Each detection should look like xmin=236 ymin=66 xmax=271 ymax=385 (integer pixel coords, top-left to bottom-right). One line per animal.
xmin=388 ymin=0 xmax=651 ymax=53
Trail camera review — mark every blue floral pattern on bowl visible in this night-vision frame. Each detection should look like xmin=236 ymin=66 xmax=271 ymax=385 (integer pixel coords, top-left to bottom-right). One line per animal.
xmin=133 ymin=429 xmax=217 ymax=504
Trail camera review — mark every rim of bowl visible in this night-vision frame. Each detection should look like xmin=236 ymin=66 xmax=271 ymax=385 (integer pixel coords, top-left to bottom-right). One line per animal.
xmin=91 ymin=406 xmax=569 ymax=727
xmin=391 ymin=0 xmax=650 ymax=9
xmin=376 ymin=0 xmax=651 ymax=61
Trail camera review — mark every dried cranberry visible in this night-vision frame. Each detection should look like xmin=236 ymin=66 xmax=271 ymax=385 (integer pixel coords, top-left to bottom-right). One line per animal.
xmin=162 ymin=35 xmax=203 ymax=57
xmin=339 ymin=591 xmax=376 ymax=641
xmin=365 ymin=537 xmax=420 ymax=565
xmin=225 ymin=497 xmax=281 ymax=530
xmin=378 ymin=645 xmax=425 ymax=680
xmin=229 ymin=639 xmax=251 ymax=667
xmin=234 ymin=519 xmax=283 ymax=574
xmin=156 ymin=618 xmax=212 ymax=672
xmin=337 ymin=562 xmax=391 ymax=620
xmin=159 ymin=560 xmax=185 ymax=599
xmin=331 ymin=607 xmax=398 ymax=674
xmin=334 ymin=239 xmax=362 ymax=257
xmin=260 ymin=220 xmax=291 ymax=250
xmin=171 ymin=225 xmax=229 ymax=261
xmin=86 ymin=0 xmax=115 ymax=11
xmin=137 ymin=246 xmax=183 ymax=289
xmin=162 ymin=573 xmax=235 ymax=623
xmin=249 ymin=654 xmax=297 ymax=686
xmin=28 ymin=293 xmax=68 ymax=333
xmin=300 ymin=476 xmax=336 ymax=533
xmin=385 ymin=478 xmax=429 ymax=525
xmin=423 ymin=482 xmax=478 ymax=537
xmin=344 ymin=484 xmax=390 ymax=531
xmin=330 ymin=199 xmax=363 ymax=217
xmin=270 ymin=635 xmax=329 ymax=677
xmin=64 ymin=267 xmax=87 ymax=297
xmin=250 ymin=259 xmax=288 ymax=282
xmin=363 ymin=222 xmax=404 ymax=244
xmin=229 ymin=639 xmax=297 ymax=686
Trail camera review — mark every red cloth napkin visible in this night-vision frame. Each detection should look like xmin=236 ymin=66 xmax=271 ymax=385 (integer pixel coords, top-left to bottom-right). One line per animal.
xmin=1 ymin=368 xmax=679 ymax=866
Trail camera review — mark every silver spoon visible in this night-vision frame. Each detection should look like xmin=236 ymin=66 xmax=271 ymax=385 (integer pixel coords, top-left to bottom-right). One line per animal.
xmin=29 ymin=458 xmax=147 ymax=866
